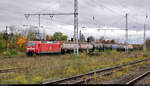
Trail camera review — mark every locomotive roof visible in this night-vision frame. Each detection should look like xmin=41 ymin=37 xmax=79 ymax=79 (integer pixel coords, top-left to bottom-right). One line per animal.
xmin=41 ymin=41 xmax=60 ymax=44
xmin=28 ymin=41 xmax=61 ymax=44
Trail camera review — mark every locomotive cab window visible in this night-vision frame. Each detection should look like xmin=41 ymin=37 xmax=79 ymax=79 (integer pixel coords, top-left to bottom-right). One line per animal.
xmin=28 ymin=43 xmax=36 ymax=47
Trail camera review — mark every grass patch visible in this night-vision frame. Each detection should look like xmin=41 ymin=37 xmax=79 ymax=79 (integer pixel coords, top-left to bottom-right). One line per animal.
xmin=0 ymin=51 xmax=150 ymax=84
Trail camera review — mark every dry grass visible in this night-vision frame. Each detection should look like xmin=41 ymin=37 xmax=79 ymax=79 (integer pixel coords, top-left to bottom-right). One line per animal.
xmin=0 ymin=50 xmax=150 ymax=84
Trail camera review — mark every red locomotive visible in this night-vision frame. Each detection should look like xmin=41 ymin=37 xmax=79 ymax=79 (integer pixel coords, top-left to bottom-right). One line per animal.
xmin=26 ymin=41 xmax=62 ymax=56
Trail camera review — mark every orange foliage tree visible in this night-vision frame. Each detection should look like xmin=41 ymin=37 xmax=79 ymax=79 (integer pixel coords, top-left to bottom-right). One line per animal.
xmin=17 ymin=36 xmax=26 ymax=51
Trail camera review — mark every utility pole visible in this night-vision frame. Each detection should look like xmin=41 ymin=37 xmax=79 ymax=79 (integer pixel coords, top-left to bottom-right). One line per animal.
xmin=125 ymin=13 xmax=128 ymax=53
xmin=143 ymin=10 xmax=148 ymax=51
xmin=74 ymin=0 xmax=79 ymax=55
xmin=144 ymin=23 xmax=146 ymax=51
xmin=38 ymin=14 xmax=41 ymax=27
xmin=38 ymin=14 xmax=41 ymax=40
xmin=24 ymin=0 xmax=79 ymax=55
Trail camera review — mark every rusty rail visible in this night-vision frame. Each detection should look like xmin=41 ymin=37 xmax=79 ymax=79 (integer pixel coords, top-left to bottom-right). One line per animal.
xmin=0 ymin=67 xmax=26 ymax=73
xmin=126 ymin=70 xmax=150 ymax=84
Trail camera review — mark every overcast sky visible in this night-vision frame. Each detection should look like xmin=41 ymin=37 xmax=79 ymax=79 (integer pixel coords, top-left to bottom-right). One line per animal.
xmin=0 ymin=0 xmax=150 ymax=43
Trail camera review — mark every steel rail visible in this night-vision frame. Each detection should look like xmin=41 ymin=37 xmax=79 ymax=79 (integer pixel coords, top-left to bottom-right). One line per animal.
xmin=0 ymin=67 xmax=26 ymax=73
xmin=126 ymin=70 xmax=150 ymax=84
xmin=42 ymin=58 xmax=150 ymax=84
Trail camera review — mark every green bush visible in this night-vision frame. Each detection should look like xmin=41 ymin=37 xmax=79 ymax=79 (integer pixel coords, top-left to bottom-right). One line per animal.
xmin=94 ymin=49 xmax=99 ymax=53
xmin=147 ymin=47 xmax=150 ymax=51
xmin=9 ymin=49 xmax=18 ymax=56
xmin=105 ymin=49 xmax=112 ymax=54
xmin=0 ymin=40 xmax=4 ymax=49
xmin=0 ymin=35 xmax=4 ymax=49
xmin=3 ymin=49 xmax=18 ymax=57
xmin=105 ymin=49 xmax=118 ymax=55
xmin=3 ymin=51 xmax=11 ymax=57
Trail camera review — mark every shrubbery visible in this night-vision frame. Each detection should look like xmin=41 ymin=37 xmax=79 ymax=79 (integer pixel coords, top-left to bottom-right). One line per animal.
xmin=0 ymin=35 xmax=4 ymax=50
xmin=106 ymin=49 xmax=118 ymax=55
xmin=3 ymin=51 xmax=11 ymax=57
xmin=147 ymin=47 xmax=150 ymax=51
xmin=3 ymin=49 xmax=18 ymax=57
xmin=93 ymin=49 xmax=99 ymax=53
xmin=9 ymin=49 xmax=18 ymax=55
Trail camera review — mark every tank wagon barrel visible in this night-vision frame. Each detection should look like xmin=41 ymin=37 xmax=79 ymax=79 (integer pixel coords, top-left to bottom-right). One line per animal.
xmin=61 ymin=42 xmax=93 ymax=53
xmin=94 ymin=44 xmax=133 ymax=51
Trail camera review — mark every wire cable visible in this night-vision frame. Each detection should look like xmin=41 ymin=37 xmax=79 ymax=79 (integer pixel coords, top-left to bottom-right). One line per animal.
xmin=92 ymin=0 xmax=124 ymax=16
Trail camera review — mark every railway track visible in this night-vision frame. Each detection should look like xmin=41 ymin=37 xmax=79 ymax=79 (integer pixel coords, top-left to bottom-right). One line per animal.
xmin=0 ymin=67 xmax=26 ymax=73
xmin=126 ymin=70 xmax=150 ymax=84
xmin=42 ymin=58 xmax=150 ymax=84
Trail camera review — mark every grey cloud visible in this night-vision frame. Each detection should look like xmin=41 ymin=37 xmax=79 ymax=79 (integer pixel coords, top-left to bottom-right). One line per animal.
xmin=0 ymin=0 xmax=150 ymax=31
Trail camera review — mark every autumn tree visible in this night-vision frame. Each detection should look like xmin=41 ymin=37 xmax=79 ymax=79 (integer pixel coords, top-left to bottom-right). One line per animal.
xmin=8 ymin=33 xmax=22 ymax=49
xmin=17 ymin=36 xmax=26 ymax=51
xmin=27 ymin=32 xmax=36 ymax=41
xmin=51 ymin=32 xmax=68 ymax=41
xmin=46 ymin=35 xmax=52 ymax=41
xmin=79 ymin=30 xmax=85 ymax=42
xmin=87 ymin=36 xmax=95 ymax=43
xmin=61 ymin=35 xmax=68 ymax=41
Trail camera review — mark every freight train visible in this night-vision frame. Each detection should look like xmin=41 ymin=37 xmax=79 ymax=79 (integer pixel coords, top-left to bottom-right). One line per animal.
xmin=26 ymin=41 xmax=133 ymax=56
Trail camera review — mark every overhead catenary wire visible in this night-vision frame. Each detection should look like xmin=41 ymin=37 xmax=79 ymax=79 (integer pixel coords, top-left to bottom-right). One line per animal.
xmin=110 ymin=0 xmax=128 ymax=9
xmin=92 ymin=0 xmax=124 ymax=16
xmin=92 ymin=14 xmax=126 ymax=43
xmin=109 ymin=16 xmax=125 ymax=28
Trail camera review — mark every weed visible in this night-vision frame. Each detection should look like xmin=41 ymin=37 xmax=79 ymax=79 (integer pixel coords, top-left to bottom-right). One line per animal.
xmin=111 ymin=50 xmax=118 ymax=54
xmin=115 ymin=71 xmax=123 ymax=78
xmin=105 ymin=50 xmax=112 ymax=55
xmin=94 ymin=49 xmax=99 ymax=53
xmin=32 ymin=76 xmax=43 ymax=83
xmin=65 ymin=65 xmax=77 ymax=76
xmin=3 ymin=51 xmax=11 ymax=57
xmin=14 ymin=74 xmax=28 ymax=84
xmin=70 ymin=53 xmax=80 ymax=59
